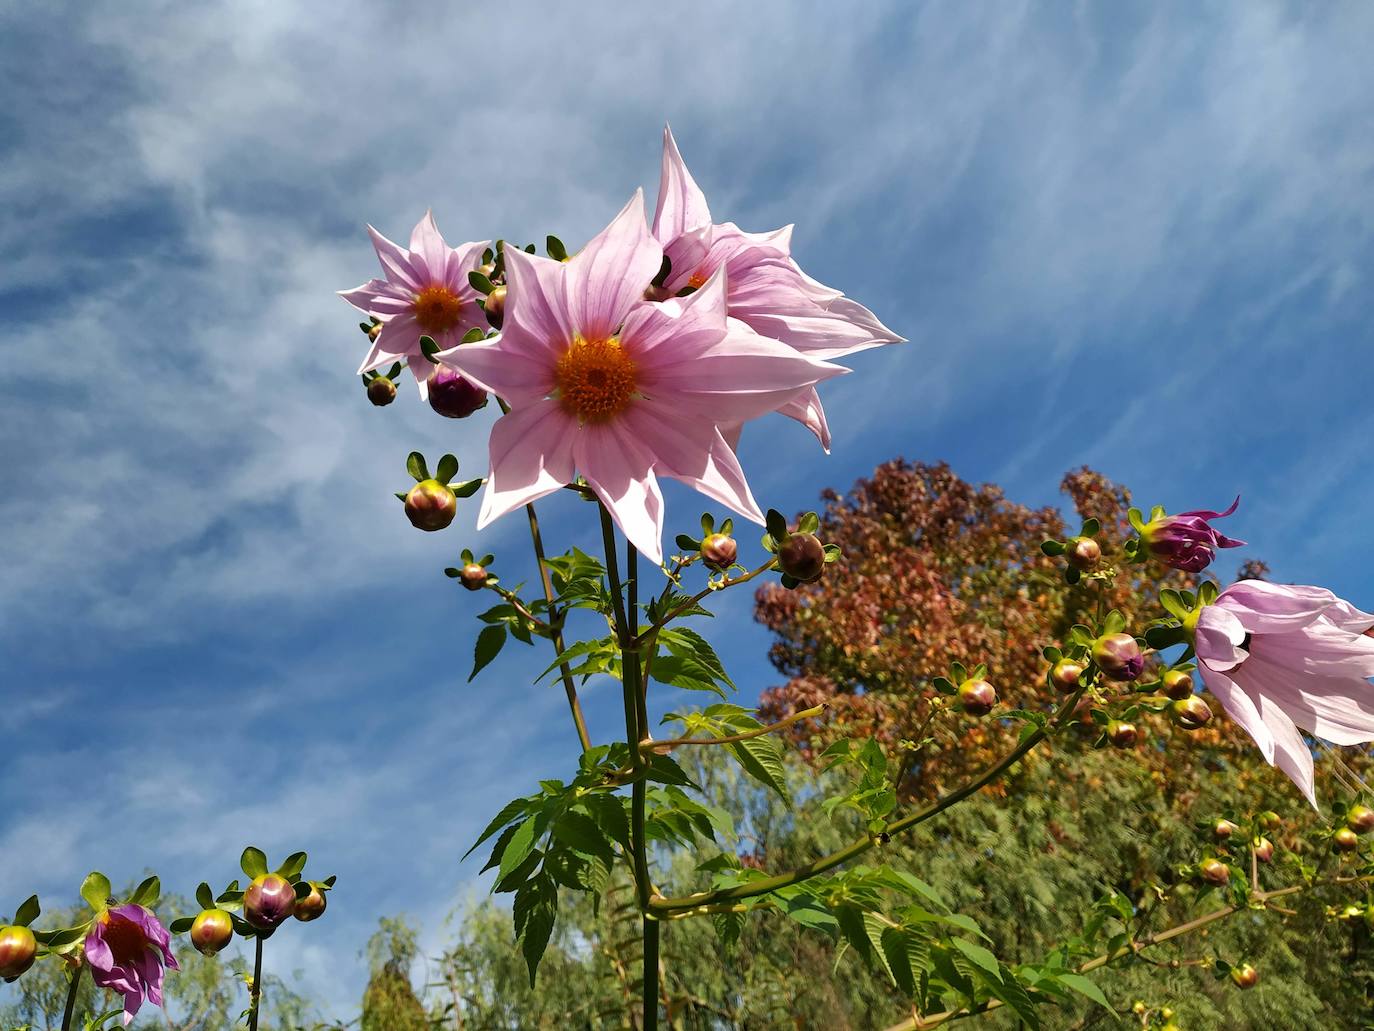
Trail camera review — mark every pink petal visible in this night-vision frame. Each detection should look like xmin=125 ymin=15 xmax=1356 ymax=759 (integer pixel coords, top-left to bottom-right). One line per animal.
xmin=476 ymin=401 xmax=577 ymax=528
xmin=436 ymin=336 xmax=555 ymax=407
xmin=566 ymin=190 xmax=662 ymax=342
xmin=406 ymin=353 xmax=435 ymax=399
xmin=1195 ymin=604 xmax=1248 ymax=672
xmin=338 ymin=278 xmax=413 ymax=317
xmin=1249 ymin=618 xmax=1374 ymax=679
xmin=652 ymin=125 xmax=712 ymax=243
xmin=84 ymin=930 xmax=114 ymax=972
xmin=447 ymin=240 xmax=491 ymax=295
xmin=408 ymin=210 xmax=450 ymax=284
xmin=1217 ymin=581 xmax=1337 ymax=634
xmin=621 ymin=265 xmax=731 ymax=363
xmin=573 ymin=422 xmax=665 ymax=565
xmin=503 ymin=247 xmax=576 ymax=362
xmin=775 ymin=387 xmax=832 ymax=452
xmin=1240 ymin=652 xmax=1374 ymax=747
xmin=1199 ymin=666 xmax=1273 ymax=763
xmin=622 ymin=406 xmax=763 ymax=526
xmin=1258 ymin=695 xmax=1318 ymax=809
xmin=367 ymin=225 xmax=425 ymax=292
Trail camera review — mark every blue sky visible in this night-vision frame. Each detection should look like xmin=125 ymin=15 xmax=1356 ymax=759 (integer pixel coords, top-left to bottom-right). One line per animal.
xmin=2 ymin=0 xmax=1371 ymax=1017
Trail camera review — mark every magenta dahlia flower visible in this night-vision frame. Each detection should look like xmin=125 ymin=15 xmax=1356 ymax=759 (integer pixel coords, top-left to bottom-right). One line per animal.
xmin=84 ymin=904 xmax=178 ymax=1024
xmin=650 ymin=126 xmax=902 ymax=450
xmin=436 ymin=191 xmax=843 ymax=565
xmin=1139 ymin=498 xmax=1245 ymax=572
xmin=1194 ymin=580 xmax=1374 ymax=807
xmin=340 ymin=212 xmax=490 ymax=397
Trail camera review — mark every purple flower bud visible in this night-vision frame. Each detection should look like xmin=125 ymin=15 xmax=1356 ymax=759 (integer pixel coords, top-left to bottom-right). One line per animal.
xmin=1067 ymin=537 xmax=1101 ymax=571
xmin=1252 ymin=837 xmax=1275 ymax=863
xmin=1049 ymin=658 xmax=1083 ymax=693
xmin=1139 ymin=498 xmax=1245 ymax=573
xmin=483 ymin=285 xmax=507 ymax=330
xmin=700 ymin=533 xmax=737 ymax=571
xmin=777 ymin=532 xmax=825 ymax=583
xmin=190 ymin=909 xmax=233 ymax=956
xmin=243 ymin=874 xmax=297 ymax=931
xmin=0 ymin=925 xmax=37 ymax=981
xmin=459 ymin=563 xmax=488 ymax=591
xmin=293 ymin=883 xmax=327 ymax=923
xmin=958 ymin=679 xmax=997 ymax=717
xmin=1092 ymin=633 xmax=1143 ymax=682
xmin=366 ymin=377 xmax=397 ymax=407
xmin=404 ymin=480 xmax=457 ymax=532
xmin=427 ymin=366 xmax=489 ymax=420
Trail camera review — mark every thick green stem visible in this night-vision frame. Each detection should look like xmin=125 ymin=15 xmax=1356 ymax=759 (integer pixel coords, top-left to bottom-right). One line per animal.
xmin=643 ymin=915 xmax=661 ymax=1031
xmin=248 ymin=935 xmax=264 ymax=1031
xmin=59 ymin=964 xmax=82 ymax=1031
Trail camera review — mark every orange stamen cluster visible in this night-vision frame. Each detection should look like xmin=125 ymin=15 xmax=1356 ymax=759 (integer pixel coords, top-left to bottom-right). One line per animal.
xmin=412 ymin=285 xmax=465 ymax=334
xmin=554 ymin=337 xmax=637 ymax=424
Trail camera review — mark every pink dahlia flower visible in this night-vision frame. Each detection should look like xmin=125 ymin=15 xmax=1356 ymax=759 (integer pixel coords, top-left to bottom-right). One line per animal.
xmin=340 ymin=212 xmax=490 ymax=397
xmin=1194 ymin=579 xmax=1374 ymax=807
xmin=1140 ymin=497 xmax=1245 ymax=572
xmin=650 ymin=126 xmax=903 ymax=450
xmin=436 ymin=191 xmax=843 ymax=565
xmin=84 ymin=904 xmax=178 ymax=1025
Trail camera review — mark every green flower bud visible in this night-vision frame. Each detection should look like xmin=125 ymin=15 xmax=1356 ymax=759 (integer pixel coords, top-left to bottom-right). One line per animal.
xmin=1049 ymin=658 xmax=1083 ymax=693
xmin=1213 ymin=819 xmax=1239 ymax=841
xmin=1252 ymin=837 xmax=1274 ymax=863
xmin=190 ymin=909 xmax=234 ymax=956
xmin=1347 ymin=804 xmax=1374 ymax=834
xmin=1067 ymin=537 xmax=1101 ymax=571
xmin=404 ymin=479 xmax=457 ymax=532
xmin=366 ymin=376 xmax=397 ymax=407
xmin=1333 ymin=827 xmax=1360 ymax=853
xmin=1106 ymin=720 xmax=1138 ymax=748
xmin=293 ymin=883 xmax=327 ymax=923
xmin=0 ymin=925 xmax=37 ymax=981
xmin=958 ymin=679 xmax=997 ymax=717
xmin=483 ymin=285 xmax=507 ymax=330
xmin=1171 ymin=696 xmax=1213 ymax=730
xmin=1161 ymin=669 xmax=1194 ymax=700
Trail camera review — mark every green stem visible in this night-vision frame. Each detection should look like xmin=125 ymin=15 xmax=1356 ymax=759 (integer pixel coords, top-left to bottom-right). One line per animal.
xmin=59 ymin=964 xmax=82 ymax=1031
xmin=643 ymin=915 xmax=661 ymax=1031
xmin=650 ymin=682 xmax=1089 ymax=912
xmin=248 ymin=935 xmax=264 ymax=1031
xmin=525 ymin=500 xmax=593 ymax=752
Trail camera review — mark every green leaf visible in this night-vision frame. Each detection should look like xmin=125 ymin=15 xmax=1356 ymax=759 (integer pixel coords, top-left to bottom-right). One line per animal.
xmin=196 ymin=883 xmax=215 ymax=910
xmin=127 ymin=875 xmax=160 ymax=908
xmin=1040 ymin=539 xmax=1065 ymax=556
xmin=514 ymin=875 xmax=558 ymax=987
xmin=1081 ymin=517 xmax=1100 ymax=537
xmin=546 ymin=235 xmax=568 ymax=261
xmin=468 ymin=269 xmax=494 ymax=294
xmin=169 ymin=916 xmax=195 ymax=934
xmin=465 ymin=795 xmax=535 ymax=860
xmin=420 ymin=335 xmax=441 ymax=361
xmin=497 ymin=817 xmax=544 ymax=886
xmin=951 ymin=937 xmax=1001 ymax=979
xmin=470 ymin=625 xmax=507 ymax=681
xmin=1057 ymin=972 xmax=1115 ymax=1013
xmin=81 ymin=872 xmax=112 ymax=910
xmin=798 ymin=511 xmax=820 ymax=534
xmin=660 ymin=627 xmax=735 ymax=690
xmin=881 ymin=927 xmax=917 ymax=997
xmin=765 ymin=508 xmax=788 ymax=541
xmin=863 ymin=913 xmax=898 ymax=985
xmin=651 ymin=654 xmax=726 ymax=697
xmin=13 ymin=894 xmax=39 ymax=927
xmin=276 ymin=852 xmax=308 ymax=880
xmin=240 ymin=847 xmax=269 ymax=880
xmin=406 ymin=451 xmax=430 ymax=482
xmin=729 ymin=735 xmax=790 ymax=802
xmin=435 ymin=454 xmax=459 ymax=485
xmin=452 ymin=477 xmax=483 ymax=498
xmin=551 ymin=811 xmax=614 ymax=862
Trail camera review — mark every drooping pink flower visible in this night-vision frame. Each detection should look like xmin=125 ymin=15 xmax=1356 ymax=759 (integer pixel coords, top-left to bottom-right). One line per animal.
xmin=1139 ymin=497 xmax=1245 ymax=572
xmin=340 ymin=213 xmax=490 ymax=397
xmin=84 ymin=904 xmax=178 ymax=1025
xmin=436 ymin=191 xmax=844 ymax=565
xmin=1194 ymin=580 xmax=1374 ymax=808
xmin=650 ymin=126 xmax=903 ymax=450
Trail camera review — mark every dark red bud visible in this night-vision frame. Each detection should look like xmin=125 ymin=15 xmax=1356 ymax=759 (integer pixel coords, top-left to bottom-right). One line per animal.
xmin=293 ymin=883 xmax=327 ymax=923
xmin=244 ymin=873 xmax=297 ymax=931
xmin=405 ymin=480 xmax=457 ymax=532
xmin=1347 ymin=804 xmax=1374 ymax=834
xmin=1049 ymin=659 xmax=1083 ymax=693
xmin=1199 ymin=858 xmax=1230 ymax=886
xmin=483 ymin=285 xmax=507 ymax=330
xmin=1093 ymin=633 xmax=1144 ymax=682
xmin=190 ymin=909 xmax=234 ymax=956
xmin=366 ymin=376 xmax=397 ymax=407
xmin=0 ymin=925 xmax=37 ymax=981
xmin=700 ymin=533 xmax=738 ymax=571
xmin=1334 ymin=827 xmax=1360 ymax=853
xmin=1171 ymin=695 xmax=1213 ymax=730
xmin=1067 ymin=537 xmax=1101 ymax=571
xmin=958 ymin=679 xmax=997 ymax=717
xmin=1230 ymin=963 xmax=1259 ymax=990
xmin=1252 ymin=837 xmax=1274 ymax=863
xmin=459 ymin=563 xmax=488 ymax=591
xmin=1106 ymin=720 xmax=1138 ymax=748
xmin=427 ymin=366 xmax=488 ymax=420
xmin=1161 ymin=669 xmax=1194 ymax=700
xmin=777 ymin=532 xmax=825 ymax=583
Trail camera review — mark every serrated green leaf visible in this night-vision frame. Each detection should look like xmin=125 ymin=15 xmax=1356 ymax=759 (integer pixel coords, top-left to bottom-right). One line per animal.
xmin=729 ymin=735 xmax=790 ymax=802
xmin=514 ymin=875 xmax=558 ymax=987
xmin=497 ymin=817 xmax=543 ymax=886
xmin=1057 ymin=972 xmax=1115 ymax=1013
xmin=470 ymin=624 xmax=507 ymax=681
xmin=951 ymin=937 xmax=1001 ymax=979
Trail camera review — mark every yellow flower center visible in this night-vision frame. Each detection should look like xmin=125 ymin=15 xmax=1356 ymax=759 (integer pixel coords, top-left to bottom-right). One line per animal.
xmin=687 ymin=270 xmax=709 ymax=289
xmin=554 ymin=337 xmax=637 ymax=424
xmin=412 ymin=285 xmax=465 ymax=334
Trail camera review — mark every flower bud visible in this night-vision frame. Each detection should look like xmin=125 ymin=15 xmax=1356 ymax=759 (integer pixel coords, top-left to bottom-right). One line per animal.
xmin=1171 ymin=696 xmax=1213 ymax=730
xmin=459 ymin=563 xmax=488 ymax=591
xmin=1347 ymin=804 xmax=1374 ymax=835
xmin=1106 ymin=720 xmax=1138 ymax=748
xmin=0 ymin=925 xmax=37 ymax=981
xmin=1131 ymin=1001 xmax=1147 ymax=1016
xmin=1257 ymin=810 xmax=1281 ymax=830
xmin=365 ymin=376 xmax=397 ymax=407
xmin=1140 ymin=501 xmax=1243 ymax=573
xmin=1252 ymin=837 xmax=1274 ymax=863
xmin=1333 ymin=827 xmax=1360 ymax=853
xmin=1198 ymin=858 xmax=1230 ymax=886
xmin=478 ymin=262 xmax=496 ymax=279
xmin=1092 ymin=633 xmax=1143 ymax=682
xmin=190 ymin=909 xmax=234 ymax=956
xmin=1213 ymin=819 xmax=1239 ymax=841
xmin=1067 ymin=537 xmax=1101 ymax=571
xmin=958 ymin=679 xmax=997 ymax=717
xmin=293 ymin=883 xmax=327 ymax=923
xmin=243 ymin=873 xmax=297 ymax=931
xmin=483 ymin=285 xmax=506 ymax=330
xmin=1049 ymin=658 xmax=1083 ymax=693
xmin=1338 ymin=903 xmax=1365 ymax=921
xmin=1230 ymin=963 xmax=1259 ymax=990
xmin=1161 ymin=669 xmax=1194 ymax=701
xmin=777 ymin=532 xmax=825 ymax=583
xmin=404 ymin=479 xmax=457 ymax=532
xmin=427 ymin=366 xmax=488 ymax=420
xmin=700 ymin=533 xmax=738 ymax=571
xmin=1160 ymin=1007 xmax=1175 ymax=1021
xmin=365 ymin=321 xmax=383 ymax=342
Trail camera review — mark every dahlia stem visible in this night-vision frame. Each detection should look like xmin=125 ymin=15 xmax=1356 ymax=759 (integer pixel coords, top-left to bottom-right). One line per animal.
xmin=248 ymin=935 xmax=264 ymax=1031
xmin=59 ymin=964 xmax=82 ymax=1031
